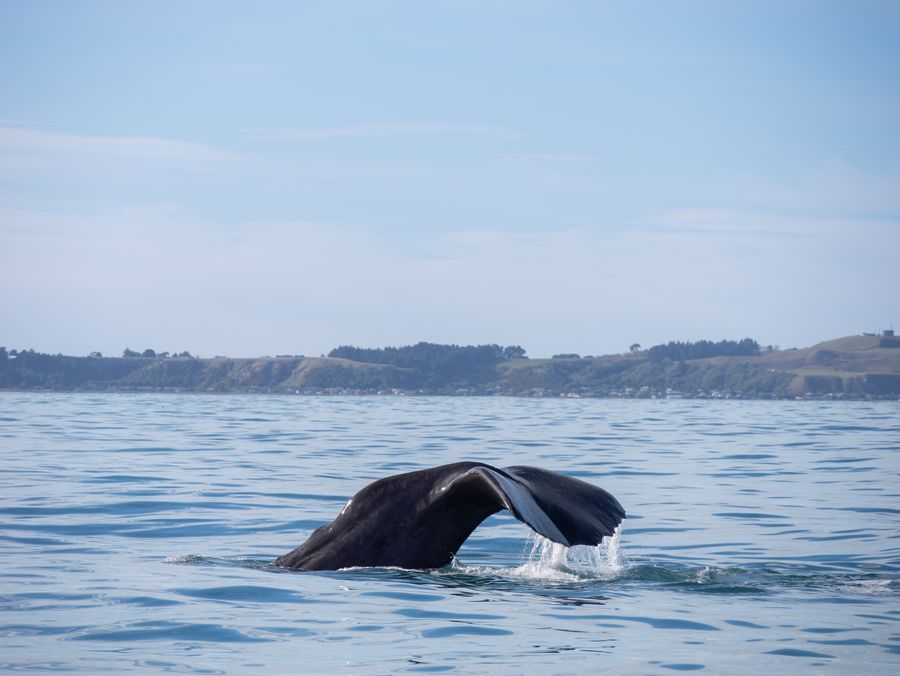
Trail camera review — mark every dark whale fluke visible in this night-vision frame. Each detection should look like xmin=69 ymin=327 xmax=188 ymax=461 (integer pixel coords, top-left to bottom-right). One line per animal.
xmin=275 ymin=462 xmax=625 ymax=571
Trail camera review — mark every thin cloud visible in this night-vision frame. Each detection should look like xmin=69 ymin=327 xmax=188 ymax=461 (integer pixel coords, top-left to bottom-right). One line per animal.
xmin=248 ymin=122 xmax=514 ymax=141
xmin=0 ymin=126 xmax=243 ymax=171
xmin=655 ymin=207 xmax=899 ymax=242
xmin=208 ymin=62 xmax=290 ymax=75
xmin=718 ymin=162 xmax=900 ymax=216
xmin=2 ymin=204 xmax=896 ymax=358
xmin=500 ymin=152 xmax=606 ymax=164
xmin=0 ymin=118 xmax=48 ymax=127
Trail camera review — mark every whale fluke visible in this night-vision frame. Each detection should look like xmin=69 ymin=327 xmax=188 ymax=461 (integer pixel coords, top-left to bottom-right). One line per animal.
xmin=275 ymin=462 xmax=625 ymax=571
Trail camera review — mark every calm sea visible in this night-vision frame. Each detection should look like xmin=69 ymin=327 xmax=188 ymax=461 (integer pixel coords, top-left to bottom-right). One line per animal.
xmin=1 ymin=393 xmax=898 ymax=673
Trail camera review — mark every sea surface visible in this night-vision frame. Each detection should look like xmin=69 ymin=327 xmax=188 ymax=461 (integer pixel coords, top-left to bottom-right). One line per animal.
xmin=1 ymin=393 xmax=898 ymax=673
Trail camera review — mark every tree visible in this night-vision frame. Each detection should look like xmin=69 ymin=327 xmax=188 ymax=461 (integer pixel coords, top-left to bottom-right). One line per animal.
xmin=88 ymin=351 xmax=103 ymax=358
xmin=648 ymin=338 xmax=761 ymax=362
xmin=327 ymin=342 xmax=524 ymax=386
xmin=142 ymin=348 xmax=157 ymax=358
xmin=123 ymin=348 xmax=140 ymax=357
xmin=503 ymin=345 xmax=527 ymax=360
xmin=630 ymin=343 xmax=641 ymax=353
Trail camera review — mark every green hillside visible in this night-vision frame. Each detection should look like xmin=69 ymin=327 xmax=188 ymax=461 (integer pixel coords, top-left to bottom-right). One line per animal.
xmin=1 ymin=336 xmax=898 ymax=399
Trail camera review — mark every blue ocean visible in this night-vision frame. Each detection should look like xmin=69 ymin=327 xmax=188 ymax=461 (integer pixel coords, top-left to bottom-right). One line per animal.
xmin=1 ymin=393 xmax=898 ymax=673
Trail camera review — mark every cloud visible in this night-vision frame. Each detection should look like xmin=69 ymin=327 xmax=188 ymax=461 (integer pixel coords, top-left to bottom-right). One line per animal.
xmin=654 ymin=207 xmax=899 ymax=250
xmin=247 ymin=122 xmax=514 ymax=141
xmin=717 ymin=161 xmax=900 ymax=216
xmin=500 ymin=153 xmax=606 ymax=164
xmin=0 ymin=126 xmax=243 ymax=175
xmin=208 ymin=62 xmax=290 ymax=75
xmin=3 ymin=203 xmax=896 ymax=358
xmin=0 ymin=118 xmax=47 ymax=127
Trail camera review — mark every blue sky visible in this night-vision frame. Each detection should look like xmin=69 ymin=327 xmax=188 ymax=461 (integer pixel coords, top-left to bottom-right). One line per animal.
xmin=2 ymin=1 xmax=898 ymax=358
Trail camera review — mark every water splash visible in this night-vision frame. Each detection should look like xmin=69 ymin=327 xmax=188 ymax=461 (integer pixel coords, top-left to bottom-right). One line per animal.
xmin=164 ymin=554 xmax=271 ymax=569
xmin=450 ymin=528 xmax=626 ymax=582
xmin=163 ymin=554 xmax=209 ymax=565
xmin=510 ymin=527 xmax=625 ymax=581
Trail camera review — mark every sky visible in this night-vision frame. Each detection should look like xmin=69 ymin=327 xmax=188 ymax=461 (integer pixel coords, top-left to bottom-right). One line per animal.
xmin=1 ymin=1 xmax=898 ymax=359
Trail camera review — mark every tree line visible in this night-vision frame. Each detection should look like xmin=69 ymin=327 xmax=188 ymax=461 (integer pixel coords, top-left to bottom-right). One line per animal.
xmin=647 ymin=338 xmax=761 ymax=362
xmin=328 ymin=342 xmax=527 ymax=381
xmin=122 ymin=348 xmax=195 ymax=358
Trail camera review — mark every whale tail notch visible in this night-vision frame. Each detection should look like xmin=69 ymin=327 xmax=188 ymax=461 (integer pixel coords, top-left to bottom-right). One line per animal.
xmin=469 ymin=465 xmax=625 ymax=547
xmin=502 ymin=465 xmax=625 ymax=545
xmin=276 ymin=462 xmax=625 ymax=571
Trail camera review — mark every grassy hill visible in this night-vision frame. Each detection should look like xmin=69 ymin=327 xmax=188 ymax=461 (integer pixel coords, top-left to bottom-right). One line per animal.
xmin=751 ymin=336 xmax=900 ymax=397
xmin=2 ymin=336 xmax=898 ymax=399
xmin=0 ymin=354 xmax=415 ymax=394
xmin=492 ymin=335 xmax=900 ymax=399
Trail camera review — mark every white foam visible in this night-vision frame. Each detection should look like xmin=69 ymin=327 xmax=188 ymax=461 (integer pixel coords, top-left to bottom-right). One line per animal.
xmin=840 ymin=577 xmax=897 ymax=595
xmin=163 ymin=554 xmax=204 ymax=564
xmin=514 ymin=527 xmax=625 ymax=581
xmin=452 ymin=527 xmax=625 ymax=582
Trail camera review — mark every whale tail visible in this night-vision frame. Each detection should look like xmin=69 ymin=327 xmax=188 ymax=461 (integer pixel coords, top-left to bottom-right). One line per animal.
xmin=276 ymin=462 xmax=625 ymax=571
xmin=486 ymin=465 xmax=625 ymax=547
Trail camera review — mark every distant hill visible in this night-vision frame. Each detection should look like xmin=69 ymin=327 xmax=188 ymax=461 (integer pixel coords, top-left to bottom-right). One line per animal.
xmin=1 ymin=336 xmax=898 ymax=399
xmin=493 ymin=335 xmax=900 ymax=399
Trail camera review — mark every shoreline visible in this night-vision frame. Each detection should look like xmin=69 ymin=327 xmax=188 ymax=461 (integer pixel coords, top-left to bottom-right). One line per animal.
xmin=1 ymin=387 xmax=897 ymax=402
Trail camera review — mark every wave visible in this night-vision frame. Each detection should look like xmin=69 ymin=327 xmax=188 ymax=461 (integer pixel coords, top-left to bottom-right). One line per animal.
xmin=441 ymin=530 xmax=899 ymax=595
xmin=166 ymin=526 xmax=899 ymax=597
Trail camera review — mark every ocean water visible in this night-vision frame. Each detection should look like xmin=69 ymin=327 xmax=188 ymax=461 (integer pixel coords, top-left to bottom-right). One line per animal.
xmin=1 ymin=393 xmax=898 ymax=674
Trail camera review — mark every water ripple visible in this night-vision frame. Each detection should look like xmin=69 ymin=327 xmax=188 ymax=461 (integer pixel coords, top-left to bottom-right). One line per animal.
xmin=1 ymin=393 xmax=898 ymax=673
